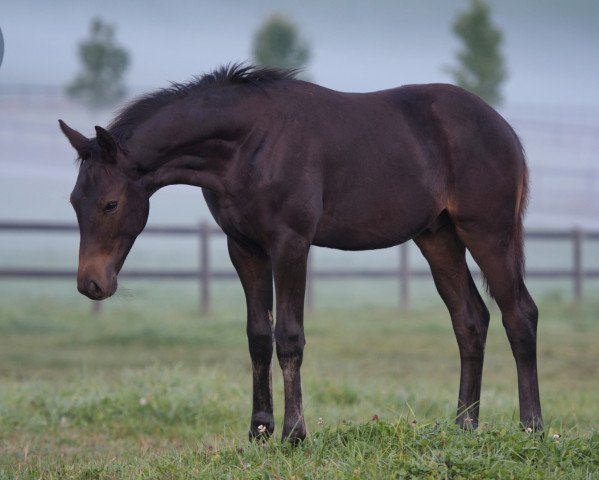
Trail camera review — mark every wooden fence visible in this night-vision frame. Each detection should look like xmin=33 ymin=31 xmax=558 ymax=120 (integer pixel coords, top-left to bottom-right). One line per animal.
xmin=1 ymin=221 xmax=598 ymax=314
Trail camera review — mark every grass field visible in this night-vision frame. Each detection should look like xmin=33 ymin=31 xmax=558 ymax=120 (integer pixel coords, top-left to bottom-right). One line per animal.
xmin=0 ymin=294 xmax=597 ymax=478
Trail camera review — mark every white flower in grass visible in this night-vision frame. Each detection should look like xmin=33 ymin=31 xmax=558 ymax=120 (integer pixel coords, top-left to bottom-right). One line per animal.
xmin=139 ymin=397 xmax=148 ymax=406
xmin=317 ymin=417 xmax=325 ymax=426
xmin=525 ymin=427 xmax=533 ymax=433
xmin=552 ymin=434 xmax=561 ymax=441
xmin=257 ymin=424 xmax=267 ymax=434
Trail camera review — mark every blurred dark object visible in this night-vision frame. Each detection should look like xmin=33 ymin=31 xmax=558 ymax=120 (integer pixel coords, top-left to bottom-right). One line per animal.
xmin=0 ymin=26 xmax=4 ymax=69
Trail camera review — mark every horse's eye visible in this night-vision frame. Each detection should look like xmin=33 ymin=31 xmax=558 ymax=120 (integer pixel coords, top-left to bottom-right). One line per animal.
xmin=104 ymin=201 xmax=118 ymax=213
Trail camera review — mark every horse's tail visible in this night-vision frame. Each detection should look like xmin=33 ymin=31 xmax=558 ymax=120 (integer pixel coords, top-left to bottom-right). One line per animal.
xmin=513 ymin=136 xmax=529 ymax=281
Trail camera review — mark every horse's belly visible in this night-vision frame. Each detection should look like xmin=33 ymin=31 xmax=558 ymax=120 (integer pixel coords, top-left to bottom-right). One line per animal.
xmin=312 ymin=208 xmax=436 ymax=251
xmin=312 ymin=166 xmax=444 ymax=250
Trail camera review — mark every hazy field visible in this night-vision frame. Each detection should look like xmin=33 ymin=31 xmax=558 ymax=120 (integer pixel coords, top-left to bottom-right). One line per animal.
xmin=0 ymin=292 xmax=597 ymax=478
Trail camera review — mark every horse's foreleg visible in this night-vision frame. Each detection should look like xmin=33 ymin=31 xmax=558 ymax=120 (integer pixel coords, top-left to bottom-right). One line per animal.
xmin=271 ymin=233 xmax=310 ymax=443
xmin=414 ymin=224 xmax=490 ymax=429
xmin=227 ymin=237 xmax=275 ymax=440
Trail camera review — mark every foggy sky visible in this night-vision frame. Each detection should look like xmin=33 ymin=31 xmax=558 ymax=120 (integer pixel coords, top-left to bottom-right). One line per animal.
xmin=1 ymin=0 xmax=598 ymax=108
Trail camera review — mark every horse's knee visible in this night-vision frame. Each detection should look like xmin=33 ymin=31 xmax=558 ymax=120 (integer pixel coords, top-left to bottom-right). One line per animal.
xmin=247 ymin=332 xmax=273 ymax=361
xmin=274 ymin=323 xmax=305 ymax=359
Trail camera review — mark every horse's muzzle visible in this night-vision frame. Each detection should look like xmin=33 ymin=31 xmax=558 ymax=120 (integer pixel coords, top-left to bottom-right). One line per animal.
xmin=77 ymin=273 xmax=117 ymax=300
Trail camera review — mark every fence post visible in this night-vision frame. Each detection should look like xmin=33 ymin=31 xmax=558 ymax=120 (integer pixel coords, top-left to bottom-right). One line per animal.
xmin=573 ymin=228 xmax=583 ymax=302
xmin=91 ymin=301 xmax=101 ymax=315
xmin=305 ymin=250 xmax=314 ymax=313
xmin=399 ymin=243 xmax=409 ymax=310
xmin=199 ymin=222 xmax=210 ymax=316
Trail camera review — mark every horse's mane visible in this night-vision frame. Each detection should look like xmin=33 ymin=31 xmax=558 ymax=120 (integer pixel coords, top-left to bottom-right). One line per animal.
xmin=107 ymin=63 xmax=296 ymax=146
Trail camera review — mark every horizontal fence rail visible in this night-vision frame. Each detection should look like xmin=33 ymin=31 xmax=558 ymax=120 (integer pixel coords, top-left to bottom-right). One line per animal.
xmin=1 ymin=221 xmax=598 ymax=314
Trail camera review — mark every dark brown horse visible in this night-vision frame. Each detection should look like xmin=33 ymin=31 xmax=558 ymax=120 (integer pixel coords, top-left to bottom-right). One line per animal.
xmin=60 ymin=64 xmax=542 ymax=442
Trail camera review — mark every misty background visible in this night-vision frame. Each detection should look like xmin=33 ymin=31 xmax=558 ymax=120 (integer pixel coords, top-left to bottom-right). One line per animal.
xmin=1 ymin=0 xmax=598 ymax=309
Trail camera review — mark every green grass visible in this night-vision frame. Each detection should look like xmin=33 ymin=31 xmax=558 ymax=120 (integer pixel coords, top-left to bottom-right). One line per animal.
xmin=0 ymin=295 xmax=597 ymax=478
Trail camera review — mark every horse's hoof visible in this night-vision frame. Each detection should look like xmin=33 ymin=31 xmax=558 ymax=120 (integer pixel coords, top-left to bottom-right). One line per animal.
xmin=249 ymin=413 xmax=275 ymax=441
xmin=456 ymin=415 xmax=478 ymax=431
xmin=281 ymin=424 xmax=306 ymax=444
xmin=522 ymin=417 xmax=544 ymax=433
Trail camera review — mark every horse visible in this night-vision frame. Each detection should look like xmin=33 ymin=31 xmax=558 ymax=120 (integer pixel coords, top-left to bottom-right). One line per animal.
xmin=60 ymin=64 xmax=542 ymax=443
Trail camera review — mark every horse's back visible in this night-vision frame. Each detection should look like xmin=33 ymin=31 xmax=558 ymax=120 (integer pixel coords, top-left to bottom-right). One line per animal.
xmin=267 ymin=81 xmax=527 ymax=250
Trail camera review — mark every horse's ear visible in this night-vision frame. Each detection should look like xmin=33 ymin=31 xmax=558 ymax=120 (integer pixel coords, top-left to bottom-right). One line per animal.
xmin=94 ymin=126 xmax=118 ymax=163
xmin=58 ymin=120 xmax=89 ymax=155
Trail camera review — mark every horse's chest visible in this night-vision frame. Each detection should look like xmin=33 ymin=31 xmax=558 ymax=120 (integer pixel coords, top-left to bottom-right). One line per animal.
xmin=205 ymin=194 xmax=268 ymax=245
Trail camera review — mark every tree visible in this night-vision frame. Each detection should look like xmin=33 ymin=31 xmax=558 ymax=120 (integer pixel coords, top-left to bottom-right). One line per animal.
xmin=252 ymin=15 xmax=310 ymax=73
xmin=66 ymin=17 xmax=130 ymax=109
xmin=448 ymin=0 xmax=506 ymax=106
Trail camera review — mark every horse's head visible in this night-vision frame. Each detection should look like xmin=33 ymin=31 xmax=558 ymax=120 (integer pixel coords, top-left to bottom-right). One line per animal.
xmin=59 ymin=120 xmax=149 ymax=300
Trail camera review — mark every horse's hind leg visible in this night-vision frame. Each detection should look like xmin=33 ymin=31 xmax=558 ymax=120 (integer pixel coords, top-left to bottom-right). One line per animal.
xmin=456 ymin=226 xmax=543 ymax=431
xmin=414 ymin=222 xmax=490 ymax=429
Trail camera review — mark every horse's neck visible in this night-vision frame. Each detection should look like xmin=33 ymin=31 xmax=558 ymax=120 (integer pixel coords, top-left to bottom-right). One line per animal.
xmin=127 ymin=98 xmax=249 ymax=194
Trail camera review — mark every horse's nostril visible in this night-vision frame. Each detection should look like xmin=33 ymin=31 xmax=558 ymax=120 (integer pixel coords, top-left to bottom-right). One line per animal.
xmin=89 ymin=280 xmax=101 ymax=295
